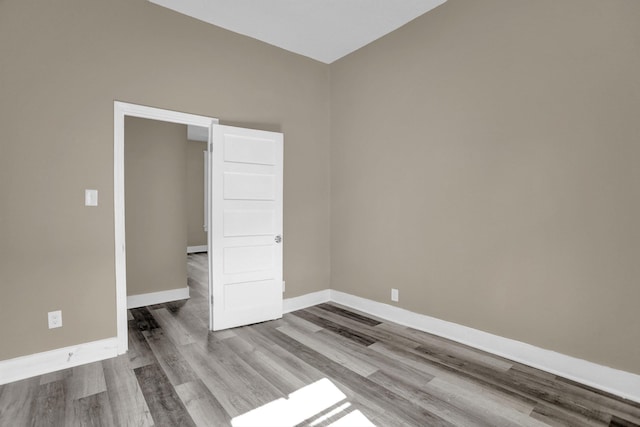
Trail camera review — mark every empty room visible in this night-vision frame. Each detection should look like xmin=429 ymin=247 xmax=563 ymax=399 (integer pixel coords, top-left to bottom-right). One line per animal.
xmin=0 ymin=0 xmax=639 ymax=426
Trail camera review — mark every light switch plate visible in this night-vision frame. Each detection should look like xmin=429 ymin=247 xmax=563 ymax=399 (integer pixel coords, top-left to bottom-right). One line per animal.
xmin=85 ymin=189 xmax=98 ymax=206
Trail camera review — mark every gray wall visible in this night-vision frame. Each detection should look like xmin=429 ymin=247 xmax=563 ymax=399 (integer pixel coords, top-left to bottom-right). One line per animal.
xmin=187 ymin=140 xmax=207 ymax=248
xmin=330 ymin=0 xmax=640 ymax=374
xmin=125 ymin=117 xmax=188 ymax=297
xmin=0 ymin=0 xmax=330 ymax=361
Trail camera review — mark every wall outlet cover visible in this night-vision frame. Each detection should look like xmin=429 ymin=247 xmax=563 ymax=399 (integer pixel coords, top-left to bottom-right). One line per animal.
xmin=48 ymin=310 xmax=62 ymax=329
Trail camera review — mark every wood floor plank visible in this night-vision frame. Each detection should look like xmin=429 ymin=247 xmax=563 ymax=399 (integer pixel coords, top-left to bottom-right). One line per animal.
xmin=175 ymin=379 xmax=230 ymax=427
xmin=291 ymin=309 xmax=378 ymax=346
xmin=305 ymin=324 xmax=438 ymax=392
xmin=199 ymin=335 xmax=286 ymax=408
xmin=210 ymin=328 xmax=237 ymax=341
xmin=546 ymin=374 xmax=640 ymax=423
xmin=0 ymin=378 xmax=39 ymax=426
xmin=130 ymin=307 xmax=161 ymax=331
xmin=143 ymin=328 xmax=199 ymax=387
xmin=65 ymin=361 xmax=107 ymax=401
xmin=152 ymin=307 xmax=197 ymax=347
xmin=233 ymin=324 xmax=327 ymax=387
xmin=381 ymin=339 xmax=554 ymax=414
xmin=419 ymin=347 xmax=613 ymax=423
xmin=73 ymin=391 xmax=116 ymax=427
xmin=283 ymin=311 xmax=325 ymax=333
xmin=5 ymin=253 xmax=639 ymax=427
xmin=530 ymin=401 xmax=608 ymax=427
xmin=222 ymin=335 xmax=309 ymax=395
xmin=316 ymin=302 xmax=382 ymax=326
xmin=177 ymin=342 xmax=260 ymax=417
xmin=260 ymin=323 xmax=455 ymax=427
xmin=367 ymin=369 xmax=512 ymax=427
xmin=406 ymin=341 xmax=614 ymax=424
xmin=369 ymin=340 xmax=540 ymax=413
xmin=610 ymin=415 xmax=640 ymax=427
xmin=134 ymin=363 xmax=196 ymax=427
xmin=102 ymin=354 xmax=154 ymax=427
xmin=558 ymin=377 xmax=640 ymax=411
xmin=304 ymin=304 xmax=425 ymax=350
xmin=162 ymin=304 xmax=210 ymax=345
xmin=509 ymin=367 xmax=639 ymax=425
xmin=39 ymin=368 xmax=71 ymax=386
xmin=277 ymin=324 xmax=379 ymax=377
xmin=247 ymin=332 xmax=405 ymax=427
xmin=31 ymin=380 xmax=66 ymax=427
xmin=374 ymin=320 xmax=515 ymax=372
xmin=425 ymin=377 xmax=552 ymax=427
xmin=128 ymin=322 xmax=156 ymax=369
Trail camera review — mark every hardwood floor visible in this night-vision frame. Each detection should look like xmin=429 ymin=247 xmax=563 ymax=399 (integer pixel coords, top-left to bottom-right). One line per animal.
xmin=1 ymin=253 xmax=638 ymax=426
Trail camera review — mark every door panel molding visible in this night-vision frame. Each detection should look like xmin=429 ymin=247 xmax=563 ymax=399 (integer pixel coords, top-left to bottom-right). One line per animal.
xmin=210 ymin=124 xmax=284 ymax=331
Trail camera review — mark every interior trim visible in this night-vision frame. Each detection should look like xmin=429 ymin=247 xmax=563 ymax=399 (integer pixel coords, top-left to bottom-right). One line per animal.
xmin=187 ymin=245 xmax=208 ymax=254
xmin=0 ymin=338 xmax=118 ymax=386
xmin=283 ymin=289 xmax=331 ymax=313
xmin=114 ymin=101 xmax=218 ymax=355
xmin=127 ymin=287 xmax=190 ymax=309
xmin=327 ymin=289 xmax=640 ymax=404
xmin=6 ymin=287 xmax=637 ymax=403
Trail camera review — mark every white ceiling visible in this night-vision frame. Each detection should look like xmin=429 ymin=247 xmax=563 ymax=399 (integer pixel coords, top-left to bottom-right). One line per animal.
xmin=148 ymin=0 xmax=447 ymax=64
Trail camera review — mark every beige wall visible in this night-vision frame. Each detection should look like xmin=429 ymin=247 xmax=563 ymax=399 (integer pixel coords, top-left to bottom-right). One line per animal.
xmin=187 ymin=140 xmax=207 ymax=248
xmin=125 ymin=117 xmax=188 ymax=296
xmin=1 ymin=0 xmax=638 ymax=377
xmin=330 ymin=0 xmax=640 ymax=374
xmin=0 ymin=0 xmax=330 ymax=360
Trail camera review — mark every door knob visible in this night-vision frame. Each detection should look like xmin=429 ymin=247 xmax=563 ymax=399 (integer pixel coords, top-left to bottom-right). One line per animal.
xmin=275 ymin=235 xmax=282 ymax=243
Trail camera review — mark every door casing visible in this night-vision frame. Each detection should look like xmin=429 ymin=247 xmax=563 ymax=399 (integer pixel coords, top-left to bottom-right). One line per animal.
xmin=113 ymin=101 xmax=218 ymax=354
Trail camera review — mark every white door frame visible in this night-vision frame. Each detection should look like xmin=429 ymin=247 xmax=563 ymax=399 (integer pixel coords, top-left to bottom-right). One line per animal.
xmin=113 ymin=101 xmax=218 ymax=354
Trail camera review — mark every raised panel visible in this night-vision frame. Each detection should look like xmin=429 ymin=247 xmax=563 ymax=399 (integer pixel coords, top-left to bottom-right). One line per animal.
xmin=223 ymin=245 xmax=274 ymax=274
xmin=224 ymin=280 xmax=279 ymax=311
xmin=224 ymin=172 xmax=275 ymax=200
xmin=224 ymin=135 xmax=276 ymax=165
xmin=224 ymin=210 xmax=274 ymax=237
xmin=212 ymin=124 xmax=283 ymax=331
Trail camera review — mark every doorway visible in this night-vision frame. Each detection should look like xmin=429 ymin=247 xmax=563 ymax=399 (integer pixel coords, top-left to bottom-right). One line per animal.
xmin=115 ymin=101 xmax=285 ymax=355
xmin=114 ymin=101 xmax=218 ymax=354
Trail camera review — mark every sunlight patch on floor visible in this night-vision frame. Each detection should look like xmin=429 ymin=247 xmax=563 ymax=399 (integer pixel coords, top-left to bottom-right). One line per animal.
xmin=309 ymin=402 xmax=351 ymax=426
xmin=326 ymin=410 xmax=376 ymax=426
xmin=231 ymin=378 xmax=375 ymax=426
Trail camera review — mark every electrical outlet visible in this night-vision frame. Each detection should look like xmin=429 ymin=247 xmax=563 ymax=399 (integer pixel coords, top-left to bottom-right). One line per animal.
xmin=391 ymin=288 xmax=399 ymax=302
xmin=48 ymin=310 xmax=62 ymax=329
xmin=282 ymin=281 xmax=286 ymax=293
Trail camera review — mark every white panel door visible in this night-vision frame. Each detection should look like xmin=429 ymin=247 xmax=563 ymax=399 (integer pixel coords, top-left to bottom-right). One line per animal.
xmin=209 ymin=125 xmax=283 ymax=331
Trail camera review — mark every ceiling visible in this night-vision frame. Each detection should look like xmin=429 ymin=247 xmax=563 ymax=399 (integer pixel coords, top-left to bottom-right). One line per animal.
xmin=148 ymin=0 xmax=447 ymax=64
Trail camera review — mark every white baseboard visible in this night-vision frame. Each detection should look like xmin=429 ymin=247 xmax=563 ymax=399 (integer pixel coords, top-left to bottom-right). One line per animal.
xmin=283 ymin=289 xmax=331 ymax=313
xmin=5 ymin=288 xmax=638 ymax=404
xmin=0 ymin=337 xmax=118 ymax=386
xmin=187 ymin=245 xmax=207 ymax=254
xmin=328 ymin=290 xmax=640 ymax=404
xmin=127 ymin=287 xmax=190 ymax=309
